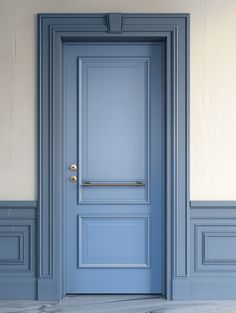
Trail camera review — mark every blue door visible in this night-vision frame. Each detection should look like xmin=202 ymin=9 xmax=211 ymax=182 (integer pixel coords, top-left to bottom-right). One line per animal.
xmin=64 ymin=43 xmax=164 ymax=293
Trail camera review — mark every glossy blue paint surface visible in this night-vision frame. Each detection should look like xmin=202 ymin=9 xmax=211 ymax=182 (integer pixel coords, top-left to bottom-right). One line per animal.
xmin=64 ymin=43 xmax=164 ymax=293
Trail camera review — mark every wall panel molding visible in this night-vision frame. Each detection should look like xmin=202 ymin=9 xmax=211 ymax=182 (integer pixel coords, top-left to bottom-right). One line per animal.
xmin=191 ymin=221 xmax=236 ymax=275
xmin=187 ymin=201 xmax=236 ymax=299
xmin=0 ymin=201 xmax=37 ymax=299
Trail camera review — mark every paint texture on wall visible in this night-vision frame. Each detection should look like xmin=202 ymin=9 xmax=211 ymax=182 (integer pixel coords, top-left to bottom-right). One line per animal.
xmin=0 ymin=0 xmax=236 ymax=200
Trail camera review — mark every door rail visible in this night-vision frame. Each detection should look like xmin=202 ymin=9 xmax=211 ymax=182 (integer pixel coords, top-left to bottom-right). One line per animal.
xmin=81 ymin=181 xmax=145 ymax=187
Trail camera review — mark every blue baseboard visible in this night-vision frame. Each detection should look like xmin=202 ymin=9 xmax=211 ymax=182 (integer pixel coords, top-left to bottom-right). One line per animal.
xmin=173 ymin=277 xmax=236 ymax=300
xmin=0 ymin=278 xmax=37 ymax=300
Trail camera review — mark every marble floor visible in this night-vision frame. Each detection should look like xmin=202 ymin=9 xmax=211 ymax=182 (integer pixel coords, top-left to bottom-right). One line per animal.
xmin=1 ymin=295 xmax=236 ymax=313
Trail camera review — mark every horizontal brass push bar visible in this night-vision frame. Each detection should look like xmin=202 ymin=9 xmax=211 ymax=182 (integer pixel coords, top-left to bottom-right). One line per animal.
xmin=81 ymin=181 xmax=145 ymax=187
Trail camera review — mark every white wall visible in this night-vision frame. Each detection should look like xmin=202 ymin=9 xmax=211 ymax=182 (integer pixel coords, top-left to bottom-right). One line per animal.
xmin=0 ymin=0 xmax=236 ymax=200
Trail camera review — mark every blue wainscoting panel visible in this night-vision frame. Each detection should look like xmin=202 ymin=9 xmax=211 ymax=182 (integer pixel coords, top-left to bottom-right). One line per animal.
xmin=0 ymin=233 xmax=23 ymax=262
xmin=173 ymin=201 xmax=236 ymax=300
xmin=205 ymin=233 xmax=236 ymax=263
xmin=0 ymin=201 xmax=37 ymax=299
xmin=0 ymin=226 xmax=28 ymax=271
xmin=191 ymin=221 xmax=236 ymax=275
xmin=78 ymin=215 xmax=149 ymax=268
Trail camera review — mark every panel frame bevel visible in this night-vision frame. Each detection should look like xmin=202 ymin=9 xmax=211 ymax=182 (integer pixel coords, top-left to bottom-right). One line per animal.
xmin=0 ymin=232 xmax=23 ymax=264
xmin=77 ymin=214 xmax=150 ymax=268
xmin=0 ymin=220 xmax=35 ymax=275
xmin=191 ymin=219 xmax=236 ymax=276
xmin=203 ymin=231 xmax=236 ymax=264
xmin=77 ymin=56 xmax=150 ymax=204
xmin=0 ymin=202 xmax=37 ymax=298
xmin=38 ymin=13 xmax=189 ymax=300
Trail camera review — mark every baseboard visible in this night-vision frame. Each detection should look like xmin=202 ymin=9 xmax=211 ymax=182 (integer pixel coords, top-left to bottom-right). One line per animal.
xmin=0 ymin=278 xmax=37 ymax=299
xmin=38 ymin=278 xmax=62 ymax=301
xmin=172 ymin=277 xmax=236 ymax=300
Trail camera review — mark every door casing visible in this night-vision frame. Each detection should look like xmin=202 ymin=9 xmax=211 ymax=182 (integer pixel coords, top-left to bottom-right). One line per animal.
xmin=38 ymin=13 xmax=189 ymax=301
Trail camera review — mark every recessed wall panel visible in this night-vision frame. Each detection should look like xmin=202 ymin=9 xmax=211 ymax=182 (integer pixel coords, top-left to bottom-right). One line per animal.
xmin=191 ymin=220 xmax=236 ymax=275
xmin=0 ymin=235 xmax=22 ymax=262
xmin=205 ymin=233 xmax=236 ymax=263
xmin=0 ymin=221 xmax=35 ymax=274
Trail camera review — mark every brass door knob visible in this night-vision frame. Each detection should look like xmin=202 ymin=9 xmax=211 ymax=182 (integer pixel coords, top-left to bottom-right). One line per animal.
xmin=70 ymin=176 xmax=77 ymax=183
xmin=69 ymin=164 xmax=77 ymax=171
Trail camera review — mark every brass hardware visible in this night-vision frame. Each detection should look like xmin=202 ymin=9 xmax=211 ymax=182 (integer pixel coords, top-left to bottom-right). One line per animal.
xmin=81 ymin=181 xmax=145 ymax=187
xmin=70 ymin=176 xmax=77 ymax=183
xmin=69 ymin=164 xmax=77 ymax=171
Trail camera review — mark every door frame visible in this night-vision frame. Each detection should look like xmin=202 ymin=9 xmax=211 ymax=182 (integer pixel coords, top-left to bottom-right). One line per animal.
xmin=38 ymin=13 xmax=189 ymax=301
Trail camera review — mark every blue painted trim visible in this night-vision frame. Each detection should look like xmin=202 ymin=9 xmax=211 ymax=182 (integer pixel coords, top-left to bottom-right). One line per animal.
xmin=0 ymin=201 xmax=37 ymax=208
xmin=38 ymin=13 xmax=190 ymax=301
xmin=0 ymin=278 xmax=37 ymax=300
xmin=173 ymin=277 xmax=236 ymax=300
xmin=190 ymin=201 xmax=236 ymax=208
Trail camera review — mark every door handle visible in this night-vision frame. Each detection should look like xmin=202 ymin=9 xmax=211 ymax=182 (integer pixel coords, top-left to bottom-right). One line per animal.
xmin=81 ymin=181 xmax=145 ymax=187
